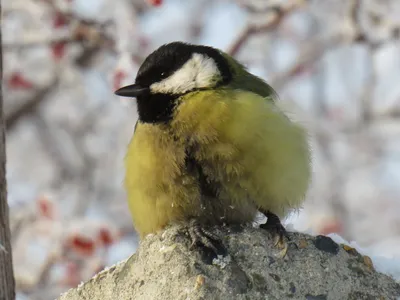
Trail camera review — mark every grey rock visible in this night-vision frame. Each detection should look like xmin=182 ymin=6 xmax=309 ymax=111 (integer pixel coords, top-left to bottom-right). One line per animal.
xmin=58 ymin=225 xmax=400 ymax=300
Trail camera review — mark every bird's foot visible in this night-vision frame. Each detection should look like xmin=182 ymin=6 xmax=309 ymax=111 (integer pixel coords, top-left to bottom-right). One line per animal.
xmin=260 ymin=211 xmax=294 ymax=259
xmin=187 ymin=219 xmax=227 ymax=264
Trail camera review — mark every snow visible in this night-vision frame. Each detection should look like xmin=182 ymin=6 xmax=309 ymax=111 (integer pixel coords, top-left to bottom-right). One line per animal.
xmin=329 ymin=234 xmax=400 ymax=282
xmin=3 ymin=0 xmax=400 ymax=298
xmin=288 ymin=213 xmax=400 ymax=282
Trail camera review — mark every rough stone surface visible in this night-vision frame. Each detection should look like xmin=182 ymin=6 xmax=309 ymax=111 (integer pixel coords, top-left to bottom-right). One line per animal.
xmin=58 ymin=226 xmax=400 ymax=300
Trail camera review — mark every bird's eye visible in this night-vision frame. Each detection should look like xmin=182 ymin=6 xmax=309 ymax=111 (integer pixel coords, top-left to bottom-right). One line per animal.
xmin=161 ymin=72 xmax=165 ymax=77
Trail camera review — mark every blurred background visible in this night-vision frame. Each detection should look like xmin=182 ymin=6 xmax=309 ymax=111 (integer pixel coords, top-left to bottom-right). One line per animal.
xmin=3 ymin=0 xmax=400 ymax=298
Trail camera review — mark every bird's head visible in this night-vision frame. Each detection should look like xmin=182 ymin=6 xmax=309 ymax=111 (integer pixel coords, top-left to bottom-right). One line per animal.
xmin=115 ymin=42 xmax=233 ymax=123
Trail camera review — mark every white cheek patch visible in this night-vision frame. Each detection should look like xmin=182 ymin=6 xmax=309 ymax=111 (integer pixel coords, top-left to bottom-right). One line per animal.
xmin=150 ymin=53 xmax=221 ymax=94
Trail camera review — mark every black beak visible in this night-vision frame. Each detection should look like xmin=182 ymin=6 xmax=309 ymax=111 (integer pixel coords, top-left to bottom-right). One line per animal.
xmin=114 ymin=84 xmax=149 ymax=98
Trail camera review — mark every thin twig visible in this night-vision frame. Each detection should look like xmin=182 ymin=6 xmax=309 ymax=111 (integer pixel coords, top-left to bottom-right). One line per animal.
xmin=350 ymin=0 xmax=376 ymax=127
xmin=236 ymin=1 xmax=275 ymax=14
xmin=4 ymin=2 xmax=115 ymax=52
xmin=269 ymin=36 xmax=343 ymax=89
xmin=3 ymin=37 xmax=72 ymax=50
xmin=5 ymin=78 xmax=58 ymax=132
xmin=32 ymin=114 xmax=78 ymax=181
xmin=227 ymin=0 xmax=306 ymax=56
xmin=3 ymin=23 xmax=114 ymax=52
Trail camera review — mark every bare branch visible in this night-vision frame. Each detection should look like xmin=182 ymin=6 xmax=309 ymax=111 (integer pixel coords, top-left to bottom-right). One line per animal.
xmin=3 ymin=36 xmax=72 ymax=50
xmin=4 ymin=0 xmax=115 ymax=54
xmin=227 ymin=0 xmax=306 ymax=56
xmin=270 ymin=36 xmax=343 ymax=89
xmin=6 ymin=78 xmax=58 ymax=132
xmin=0 ymin=1 xmax=16 ymax=298
xmin=3 ymin=22 xmax=114 ymax=52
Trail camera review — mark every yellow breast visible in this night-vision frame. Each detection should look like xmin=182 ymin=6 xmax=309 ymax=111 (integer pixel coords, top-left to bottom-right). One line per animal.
xmin=125 ymin=89 xmax=311 ymax=237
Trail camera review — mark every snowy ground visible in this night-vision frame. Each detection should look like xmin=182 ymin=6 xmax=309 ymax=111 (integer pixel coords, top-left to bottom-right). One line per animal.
xmin=3 ymin=0 xmax=400 ymax=299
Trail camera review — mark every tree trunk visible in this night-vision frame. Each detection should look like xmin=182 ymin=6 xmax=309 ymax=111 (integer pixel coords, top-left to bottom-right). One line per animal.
xmin=0 ymin=0 xmax=16 ymax=299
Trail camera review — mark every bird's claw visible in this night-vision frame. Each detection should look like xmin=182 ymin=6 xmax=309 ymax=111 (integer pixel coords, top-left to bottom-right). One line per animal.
xmin=187 ymin=219 xmax=227 ymax=263
xmin=260 ymin=211 xmax=294 ymax=259
xmin=273 ymin=231 xmax=289 ymax=259
xmin=188 ymin=223 xmax=219 ymax=252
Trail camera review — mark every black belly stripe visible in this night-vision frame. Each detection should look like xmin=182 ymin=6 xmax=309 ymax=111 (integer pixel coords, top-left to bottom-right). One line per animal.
xmin=184 ymin=148 xmax=219 ymax=198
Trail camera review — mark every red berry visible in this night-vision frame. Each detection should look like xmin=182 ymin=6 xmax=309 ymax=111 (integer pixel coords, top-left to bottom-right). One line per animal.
xmin=37 ymin=196 xmax=54 ymax=219
xmin=68 ymin=235 xmax=95 ymax=256
xmin=52 ymin=41 xmax=67 ymax=61
xmin=53 ymin=12 xmax=69 ymax=28
xmin=148 ymin=0 xmax=162 ymax=7
xmin=8 ymin=72 xmax=34 ymax=89
xmin=98 ymin=228 xmax=114 ymax=246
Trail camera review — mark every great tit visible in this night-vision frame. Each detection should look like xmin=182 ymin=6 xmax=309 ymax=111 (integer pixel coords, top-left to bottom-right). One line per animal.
xmin=115 ymin=42 xmax=311 ymax=258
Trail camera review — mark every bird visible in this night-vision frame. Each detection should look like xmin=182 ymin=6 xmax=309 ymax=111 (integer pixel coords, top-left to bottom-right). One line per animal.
xmin=115 ymin=41 xmax=311 ymax=259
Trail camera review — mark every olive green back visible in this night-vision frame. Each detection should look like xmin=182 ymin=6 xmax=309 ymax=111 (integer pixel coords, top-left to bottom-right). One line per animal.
xmin=221 ymin=52 xmax=278 ymax=101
